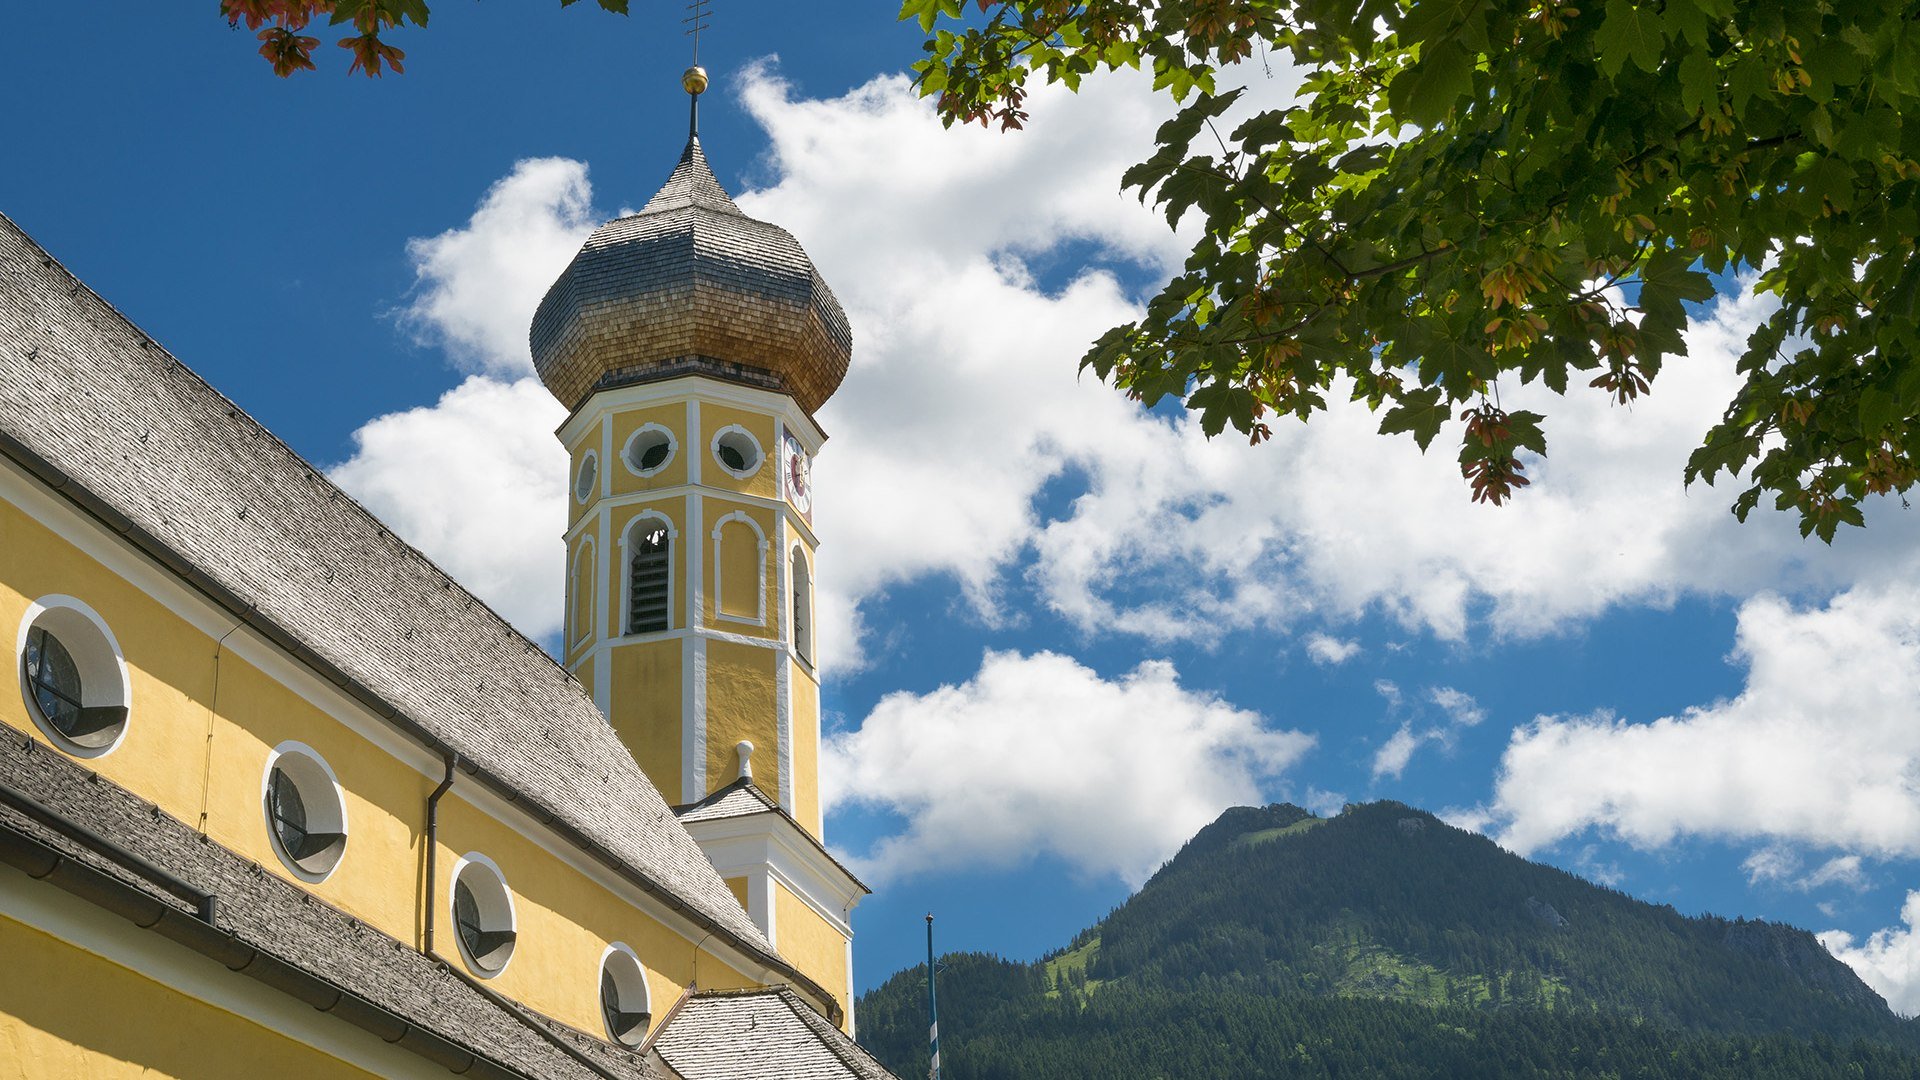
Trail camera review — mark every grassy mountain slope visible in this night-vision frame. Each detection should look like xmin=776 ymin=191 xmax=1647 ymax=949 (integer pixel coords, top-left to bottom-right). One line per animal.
xmin=857 ymin=801 xmax=1919 ymax=1079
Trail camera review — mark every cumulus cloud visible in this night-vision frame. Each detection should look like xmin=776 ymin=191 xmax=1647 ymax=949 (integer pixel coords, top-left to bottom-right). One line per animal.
xmin=1820 ymin=891 xmax=1920 ymax=1017
xmin=821 ymin=650 xmax=1313 ymax=886
xmin=397 ymin=157 xmax=597 ymax=377
xmin=1305 ymin=633 xmax=1360 ymax=665
xmin=1487 ymin=582 xmax=1920 ymax=859
xmin=329 ymin=376 xmax=568 ymax=637
xmin=1744 ymin=847 xmax=1870 ymax=892
xmin=1373 ymin=685 xmax=1487 ymax=779
xmin=354 ymin=59 xmax=1920 ymax=666
xmin=1372 ymin=724 xmax=1425 ymax=780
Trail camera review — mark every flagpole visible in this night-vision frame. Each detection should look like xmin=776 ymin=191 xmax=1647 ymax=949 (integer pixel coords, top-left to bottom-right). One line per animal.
xmin=926 ymin=913 xmax=941 ymax=1080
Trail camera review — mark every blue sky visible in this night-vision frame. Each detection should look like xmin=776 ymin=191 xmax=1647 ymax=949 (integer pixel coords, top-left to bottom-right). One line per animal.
xmin=8 ymin=3 xmax=1920 ymax=1012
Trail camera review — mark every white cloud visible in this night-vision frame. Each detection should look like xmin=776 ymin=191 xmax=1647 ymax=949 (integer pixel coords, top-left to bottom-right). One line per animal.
xmin=1372 ymin=723 xmax=1425 ymax=780
xmin=1487 ymin=582 xmax=1920 ymax=859
xmin=1430 ymin=686 xmax=1486 ymax=728
xmin=1821 ymin=891 xmax=1920 ymax=1017
xmin=329 ymin=376 xmax=568 ymax=637
xmin=397 ymin=157 xmax=597 ymax=378
xmin=1745 ymin=845 xmax=1800 ymax=885
xmin=1805 ymin=855 xmax=1868 ymax=891
xmin=821 ymin=650 xmax=1313 ymax=886
xmin=358 ymin=59 xmax=1920 ymax=672
xmin=1305 ymin=633 xmax=1360 ymax=665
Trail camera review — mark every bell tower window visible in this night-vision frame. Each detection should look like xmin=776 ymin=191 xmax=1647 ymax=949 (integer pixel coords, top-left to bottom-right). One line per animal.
xmin=628 ymin=518 xmax=673 ymax=634
xmin=791 ymin=546 xmax=813 ymax=666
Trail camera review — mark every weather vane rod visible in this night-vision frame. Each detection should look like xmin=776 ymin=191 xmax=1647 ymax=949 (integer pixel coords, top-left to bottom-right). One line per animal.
xmin=681 ymin=0 xmax=712 ymax=138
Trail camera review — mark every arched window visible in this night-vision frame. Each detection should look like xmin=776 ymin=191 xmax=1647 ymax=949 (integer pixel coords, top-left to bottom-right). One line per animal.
xmin=570 ymin=541 xmax=596 ymax=647
xmin=791 ymin=546 xmax=813 ymax=666
xmin=628 ymin=518 xmax=672 ymax=634
xmin=599 ymin=944 xmax=652 ymax=1046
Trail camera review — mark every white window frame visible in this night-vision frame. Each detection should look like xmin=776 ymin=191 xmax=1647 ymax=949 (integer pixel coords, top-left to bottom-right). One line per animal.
xmin=598 ymin=942 xmax=654 ymax=1046
xmin=711 ymin=512 xmax=769 ymax=627
xmin=620 ymin=422 xmax=679 ymax=479
xmin=568 ymin=536 xmax=598 ymax=650
xmin=261 ymin=740 xmax=349 ymax=884
xmin=620 ymin=511 xmax=679 ymax=636
xmin=15 ymin=594 xmax=131 ymax=759
xmin=709 ymin=424 xmax=765 ymax=480
xmin=449 ymin=852 xmax=518 ymax=978
xmin=574 ymin=449 xmax=600 ymax=505
xmin=788 ymin=542 xmax=815 ymax=670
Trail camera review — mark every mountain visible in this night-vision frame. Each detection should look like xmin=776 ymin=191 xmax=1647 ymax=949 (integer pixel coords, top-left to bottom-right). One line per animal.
xmin=856 ymin=801 xmax=1920 ymax=1079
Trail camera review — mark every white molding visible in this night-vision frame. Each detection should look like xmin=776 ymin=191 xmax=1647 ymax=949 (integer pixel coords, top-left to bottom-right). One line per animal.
xmin=563 ymin=486 xmax=818 ymax=550
xmin=749 ymin=872 xmax=775 ymax=947
xmin=568 ymin=535 xmax=597 ymax=654
xmin=774 ymin=529 xmax=794 ymax=813
xmin=682 ymin=814 xmax=865 ymax=937
xmin=688 ymin=638 xmax=708 ymax=805
xmin=15 ymin=593 xmax=133 ymax=759
xmin=0 ymin=861 xmax=448 ymax=1078
xmin=0 ymin=459 xmax=800 ymax=1002
xmin=619 ymin=422 xmax=679 ymax=480
xmin=599 ymin=414 xmax=613 ymax=499
xmin=687 ymin=400 xmax=703 ymax=489
xmin=556 ymin=377 xmax=824 ymax=453
xmin=709 ymin=511 xmax=768 ymax=627
xmin=261 ymin=740 xmax=348 ymax=885
xmin=594 ymin=506 xmax=612 ymax=715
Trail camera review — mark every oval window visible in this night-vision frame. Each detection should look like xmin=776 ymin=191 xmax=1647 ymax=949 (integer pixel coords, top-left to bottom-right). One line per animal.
xmin=712 ymin=428 xmax=762 ymax=477
xmin=600 ymin=944 xmax=652 ymax=1046
xmin=624 ymin=425 xmax=676 ymax=477
xmin=18 ymin=597 xmax=129 ymax=757
xmin=451 ymin=856 xmax=518 ymax=976
xmin=263 ymin=743 xmax=348 ymax=881
xmin=575 ymin=451 xmax=599 ymax=503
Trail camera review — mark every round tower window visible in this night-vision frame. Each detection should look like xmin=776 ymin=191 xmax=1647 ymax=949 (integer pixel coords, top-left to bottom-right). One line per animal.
xmin=17 ymin=596 xmax=130 ymax=758
xmin=262 ymin=743 xmax=348 ymax=882
xmin=599 ymin=944 xmax=652 ymax=1046
xmin=451 ymin=855 xmax=517 ymax=976
xmin=623 ymin=425 xmax=676 ymax=477
xmin=711 ymin=427 xmax=763 ymax=478
xmin=575 ymin=452 xmax=599 ymax=503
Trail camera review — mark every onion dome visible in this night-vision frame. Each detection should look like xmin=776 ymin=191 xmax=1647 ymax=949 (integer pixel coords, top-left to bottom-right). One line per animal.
xmin=529 ymin=121 xmax=853 ymax=416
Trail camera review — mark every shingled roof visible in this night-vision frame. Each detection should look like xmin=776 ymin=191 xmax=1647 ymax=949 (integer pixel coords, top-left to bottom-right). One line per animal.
xmin=650 ymin=987 xmax=895 ymax=1080
xmin=528 ymin=136 xmax=853 ymax=415
xmin=0 ymin=212 xmax=834 ymax=1012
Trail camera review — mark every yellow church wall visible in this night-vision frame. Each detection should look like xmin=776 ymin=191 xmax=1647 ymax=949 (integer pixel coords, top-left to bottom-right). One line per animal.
xmin=773 ymin=881 xmax=851 ymax=1026
xmin=0 ymin=488 xmax=774 ymax=1048
xmin=610 ymin=496 xmax=688 ymax=631
xmin=726 ymin=876 xmax=751 ymax=910
xmin=430 ymin=793 xmax=754 ymax=1039
xmin=610 ymin=639 xmax=681 ymax=798
xmin=0 ymin=914 xmax=382 ymax=1080
xmin=701 ymin=498 xmax=778 ymax=639
xmin=790 ymin=659 xmax=823 ymax=835
xmin=698 ymin=403 xmax=779 ymax=502
xmin=610 ymin=402 xmax=690 ymax=493
xmin=704 ymin=638 xmax=779 ymax=796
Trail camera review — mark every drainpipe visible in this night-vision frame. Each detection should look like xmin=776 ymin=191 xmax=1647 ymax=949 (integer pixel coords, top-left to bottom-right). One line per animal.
xmin=422 ymin=754 xmax=457 ymax=956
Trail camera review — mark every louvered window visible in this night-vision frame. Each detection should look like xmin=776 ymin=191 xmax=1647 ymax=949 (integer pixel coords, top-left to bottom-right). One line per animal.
xmin=23 ymin=626 xmax=123 ymax=747
xmin=629 ymin=525 xmax=671 ymax=634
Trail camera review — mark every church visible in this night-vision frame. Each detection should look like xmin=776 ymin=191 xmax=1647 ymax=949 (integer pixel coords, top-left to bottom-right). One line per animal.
xmin=0 ymin=64 xmax=898 ymax=1079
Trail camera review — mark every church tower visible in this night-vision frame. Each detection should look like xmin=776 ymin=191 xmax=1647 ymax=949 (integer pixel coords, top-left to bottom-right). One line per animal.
xmin=529 ymin=68 xmax=866 ymax=1020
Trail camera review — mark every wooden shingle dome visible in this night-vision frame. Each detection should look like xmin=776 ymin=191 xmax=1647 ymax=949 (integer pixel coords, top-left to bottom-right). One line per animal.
xmin=529 ymin=136 xmax=853 ymax=415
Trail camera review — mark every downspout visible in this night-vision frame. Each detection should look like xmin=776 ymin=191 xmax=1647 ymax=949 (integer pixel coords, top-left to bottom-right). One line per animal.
xmin=423 ymin=753 xmax=457 ymax=956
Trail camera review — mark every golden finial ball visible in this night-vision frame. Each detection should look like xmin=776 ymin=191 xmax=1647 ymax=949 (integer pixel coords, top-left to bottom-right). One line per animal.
xmin=682 ymin=66 xmax=709 ymax=96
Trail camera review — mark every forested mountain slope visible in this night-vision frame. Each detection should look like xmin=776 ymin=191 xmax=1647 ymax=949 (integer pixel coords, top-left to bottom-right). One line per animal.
xmin=857 ymin=802 xmax=1920 ymax=1079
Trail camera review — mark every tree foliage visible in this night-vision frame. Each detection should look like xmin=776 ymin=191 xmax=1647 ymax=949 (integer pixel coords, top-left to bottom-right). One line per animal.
xmin=857 ymin=802 xmax=1920 ymax=1078
xmin=903 ymin=0 xmax=1920 ymax=539
xmin=218 ymin=0 xmax=628 ymax=77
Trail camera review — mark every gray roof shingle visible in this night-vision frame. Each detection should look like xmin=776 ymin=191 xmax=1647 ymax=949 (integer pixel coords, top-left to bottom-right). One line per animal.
xmin=651 ymin=988 xmax=896 ymax=1080
xmin=0 ymin=211 xmax=833 ymax=1008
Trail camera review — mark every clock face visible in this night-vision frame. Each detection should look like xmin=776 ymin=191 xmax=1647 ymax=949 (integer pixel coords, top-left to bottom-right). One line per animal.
xmin=784 ymin=435 xmax=812 ymax=515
